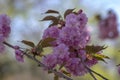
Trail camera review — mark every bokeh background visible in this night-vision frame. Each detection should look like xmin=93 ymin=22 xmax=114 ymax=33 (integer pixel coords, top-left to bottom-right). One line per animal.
xmin=0 ymin=0 xmax=120 ymax=80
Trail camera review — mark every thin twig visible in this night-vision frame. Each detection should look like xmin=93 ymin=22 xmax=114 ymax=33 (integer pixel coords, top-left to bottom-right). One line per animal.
xmin=85 ymin=66 xmax=109 ymax=80
xmin=82 ymin=62 xmax=97 ymax=80
xmin=87 ymin=67 xmax=97 ymax=80
xmin=3 ymin=41 xmax=15 ymax=49
xmin=3 ymin=41 xmax=72 ymax=80
xmin=79 ymin=55 xmax=97 ymax=80
xmin=80 ymin=55 xmax=108 ymax=80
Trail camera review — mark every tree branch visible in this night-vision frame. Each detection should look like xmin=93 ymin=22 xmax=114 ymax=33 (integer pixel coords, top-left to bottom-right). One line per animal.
xmin=3 ymin=41 xmax=72 ymax=80
xmin=87 ymin=67 xmax=97 ymax=80
xmin=79 ymin=55 xmax=108 ymax=80
xmin=86 ymin=66 xmax=108 ymax=80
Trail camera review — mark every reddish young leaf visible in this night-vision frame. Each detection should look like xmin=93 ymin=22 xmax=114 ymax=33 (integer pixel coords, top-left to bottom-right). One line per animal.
xmin=116 ymin=64 xmax=120 ymax=66
xmin=41 ymin=16 xmax=58 ymax=21
xmin=48 ymin=21 xmax=59 ymax=27
xmin=21 ymin=40 xmax=35 ymax=47
xmin=34 ymin=37 xmax=55 ymax=54
xmin=45 ymin=10 xmax=59 ymax=14
xmin=40 ymin=37 xmax=56 ymax=47
xmin=85 ymin=45 xmax=107 ymax=54
xmin=64 ymin=8 xmax=75 ymax=18
xmin=41 ymin=16 xmax=60 ymax=27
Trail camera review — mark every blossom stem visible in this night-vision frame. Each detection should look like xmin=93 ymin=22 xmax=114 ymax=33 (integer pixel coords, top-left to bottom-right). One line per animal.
xmin=85 ymin=66 xmax=109 ymax=80
xmin=3 ymin=41 xmax=15 ymax=49
xmin=80 ymin=55 xmax=108 ymax=80
xmin=3 ymin=41 xmax=72 ymax=80
xmin=87 ymin=68 xmax=97 ymax=80
xmin=80 ymin=59 xmax=97 ymax=80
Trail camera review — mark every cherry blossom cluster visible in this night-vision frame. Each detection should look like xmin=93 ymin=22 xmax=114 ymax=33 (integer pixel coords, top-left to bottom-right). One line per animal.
xmin=1 ymin=9 xmax=119 ymax=80
xmin=98 ymin=10 xmax=119 ymax=39
xmin=118 ymin=65 xmax=120 ymax=73
xmin=42 ymin=10 xmax=102 ymax=76
xmin=0 ymin=14 xmax=24 ymax=62
xmin=0 ymin=14 xmax=11 ymax=52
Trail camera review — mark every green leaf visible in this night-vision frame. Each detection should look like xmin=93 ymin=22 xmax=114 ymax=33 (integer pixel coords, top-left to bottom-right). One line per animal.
xmin=92 ymin=54 xmax=109 ymax=63
xmin=64 ymin=8 xmax=75 ymax=18
xmin=85 ymin=45 xmax=107 ymax=54
xmin=61 ymin=70 xmax=71 ymax=77
xmin=93 ymin=54 xmax=110 ymax=59
xmin=21 ymin=40 xmax=35 ymax=47
xmin=45 ymin=10 xmax=59 ymax=14
xmin=54 ymin=75 xmax=59 ymax=80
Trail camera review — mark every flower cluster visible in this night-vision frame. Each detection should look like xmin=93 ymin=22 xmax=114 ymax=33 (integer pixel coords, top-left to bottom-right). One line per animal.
xmin=0 ymin=9 xmax=112 ymax=80
xmin=118 ymin=65 xmax=120 ymax=76
xmin=98 ymin=10 xmax=119 ymax=39
xmin=0 ymin=14 xmax=11 ymax=53
xmin=118 ymin=66 xmax=120 ymax=73
xmin=0 ymin=14 xmax=24 ymax=62
xmin=42 ymin=10 xmax=101 ymax=76
xmin=14 ymin=46 xmax=24 ymax=62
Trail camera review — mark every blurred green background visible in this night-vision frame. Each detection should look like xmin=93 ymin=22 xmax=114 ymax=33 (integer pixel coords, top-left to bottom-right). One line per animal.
xmin=0 ymin=0 xmax=120 ymax=80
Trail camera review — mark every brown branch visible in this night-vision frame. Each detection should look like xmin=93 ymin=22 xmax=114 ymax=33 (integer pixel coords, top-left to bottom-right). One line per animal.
xmin=3 ymin=41 xmax=72 ymax=80
xmin=87 ymin=67 xmax=97 ymax=80
xmin=3 ymin=41 xmax=15 ymax=49
xmin=80 ymin=59 xmax=97 ymax=80
xmin=79 ymin=55 xmax=108 ymax=80
xmin=86 ymin=67 xmax=109 ymax=80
